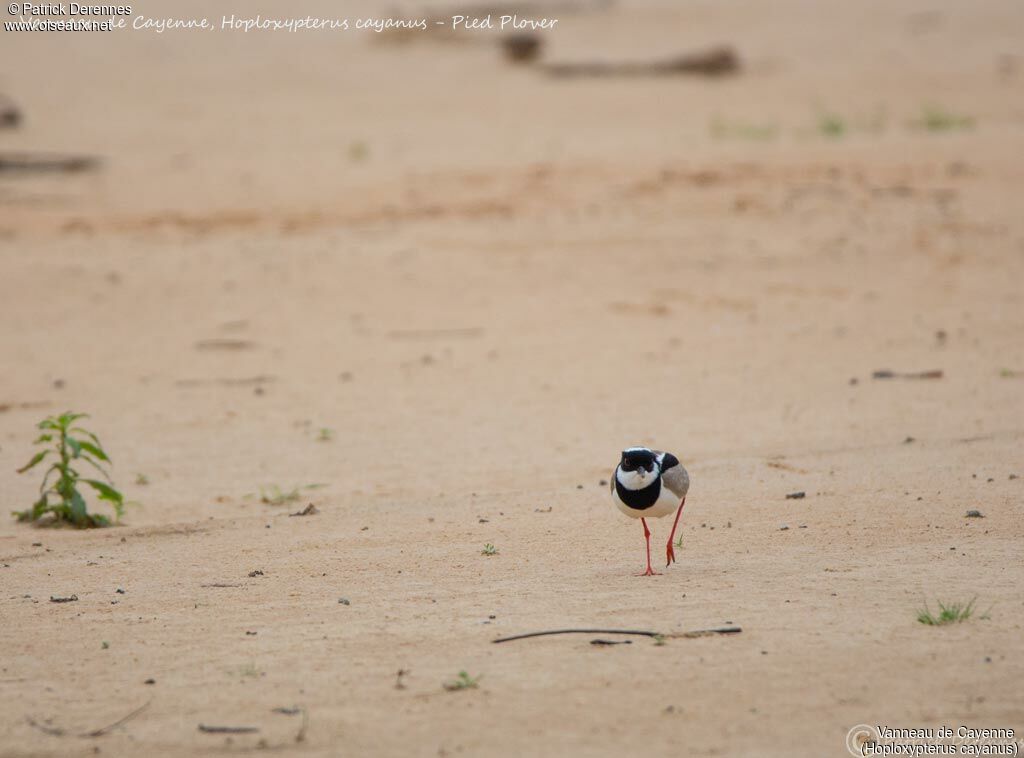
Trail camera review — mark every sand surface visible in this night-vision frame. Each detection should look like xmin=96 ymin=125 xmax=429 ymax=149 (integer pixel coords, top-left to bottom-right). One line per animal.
xmin=1 ymin=1 xmax=1023 ymax=755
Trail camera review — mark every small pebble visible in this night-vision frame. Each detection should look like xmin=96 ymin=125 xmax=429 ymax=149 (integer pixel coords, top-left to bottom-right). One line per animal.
xmin=144 ymin=678 xmax=155 ymax=685
xmin=779 ymin=525 xmax=789 ymax=531
xmin=785 ymin=491 xmax=805 ymax=500
xmin=965 ymin=510 xmax=984 ymax=518
xmin=338 ymin=597 xmax=350 ymax=605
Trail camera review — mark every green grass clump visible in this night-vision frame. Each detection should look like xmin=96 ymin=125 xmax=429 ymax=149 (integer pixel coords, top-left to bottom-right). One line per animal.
xmin=913 ymin=105 xmax=974 ymax=133
xmin=817 ymin=112 xmax=847 ymax=138
xmin=917 ymin=598 xmax=976 ymax=626
xmin=481 ymin=543 xmax=498 ymax=556
xmin=710 ymin=117 xmax=778 ymax=141
xmin=258 ymin=483 xmax=325 ymax=505
xmin=14 ymin=412 xmax=125 ymax=528
xmin=443 ymin=671 xmax=481 ymax=691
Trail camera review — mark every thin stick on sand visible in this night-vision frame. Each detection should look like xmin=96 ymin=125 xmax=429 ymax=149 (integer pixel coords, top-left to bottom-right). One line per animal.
xmin=24 ymin=700 xmax=151 ymax=738
xmin=492 ymin=626 xmax=742 ymax=643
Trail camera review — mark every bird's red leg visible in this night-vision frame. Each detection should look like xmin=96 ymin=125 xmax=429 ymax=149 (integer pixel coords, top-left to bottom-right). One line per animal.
xmin=638 ymin=518 xmax=661 ymax=576
xmin=665 ymin=497 xmax=687 ymax=567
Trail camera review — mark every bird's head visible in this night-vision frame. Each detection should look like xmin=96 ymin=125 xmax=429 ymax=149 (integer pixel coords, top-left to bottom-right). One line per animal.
xmin=618 ymin=447 xmax=659 ymax=489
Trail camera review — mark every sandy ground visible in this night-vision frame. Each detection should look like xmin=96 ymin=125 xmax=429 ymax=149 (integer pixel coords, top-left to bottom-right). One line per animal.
xmin=2 ymin=0 xmax=1023 ymax=756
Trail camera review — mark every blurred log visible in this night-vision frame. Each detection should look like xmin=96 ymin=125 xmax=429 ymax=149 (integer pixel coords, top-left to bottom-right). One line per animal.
xmin=544 ymin=45 xmax=740 ymax=78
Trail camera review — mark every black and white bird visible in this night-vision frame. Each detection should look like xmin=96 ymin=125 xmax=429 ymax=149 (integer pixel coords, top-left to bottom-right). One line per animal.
xmin=610 ymin=447 xmax=690 ymax=576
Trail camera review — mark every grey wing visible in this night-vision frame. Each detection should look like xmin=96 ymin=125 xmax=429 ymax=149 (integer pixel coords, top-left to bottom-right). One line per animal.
xmin=655 ymin=450 xmax=690 ymax=499
xmin=662 ymin=465 xmax=689 ymax=498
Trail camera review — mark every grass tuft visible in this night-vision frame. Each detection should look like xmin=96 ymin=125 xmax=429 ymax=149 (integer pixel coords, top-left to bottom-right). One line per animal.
xmin=259 ymin=483 xmax=326 ymax=506
xmin=710 ymin=117 xmax=778 ymax=141
xmin=443 ymin=671 xmax=481 ymax=691
xmin=817 ymin=112 xmax=847 ymax=138
xmin=481 ymin=543 xmax=498 ymax=556
xmin=913 ymin=105 xmax=974 ymax=133
xmin=917 ymin=598 xmax=976 ymax=626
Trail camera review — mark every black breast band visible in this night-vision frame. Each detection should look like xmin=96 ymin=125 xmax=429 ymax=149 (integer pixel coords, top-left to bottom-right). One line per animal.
xmin=615 ymin=477 xmax=662 ymax=510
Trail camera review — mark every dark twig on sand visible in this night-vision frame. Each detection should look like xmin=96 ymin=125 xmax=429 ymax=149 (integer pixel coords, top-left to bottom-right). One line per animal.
xmin=543 ymin=46 xmax=739 ymax=78
xmin=872 ymin=369 xmax=943 ymax=380
xmin=0 ymin=152 xmax=100 ymax=173
xmin=25 ymin=717 xmax=66 ymax=736
xmin=198 ymin=724 xmax=260 ymax=734
xmin=81 ymin=700 xmax=151 ymax=737
xmin=25 ymin=700 xmax=151 ymax=738
xmin=492 ymin=626 xmax=742 ymax=643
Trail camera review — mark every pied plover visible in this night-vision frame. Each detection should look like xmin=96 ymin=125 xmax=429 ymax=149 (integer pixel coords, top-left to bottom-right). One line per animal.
xmin=610 ymin=447 xmax=690 ymax=576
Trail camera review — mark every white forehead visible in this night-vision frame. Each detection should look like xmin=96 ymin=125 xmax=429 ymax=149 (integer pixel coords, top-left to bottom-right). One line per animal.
xmin=624 ymin=446 xmax=652 ymax=454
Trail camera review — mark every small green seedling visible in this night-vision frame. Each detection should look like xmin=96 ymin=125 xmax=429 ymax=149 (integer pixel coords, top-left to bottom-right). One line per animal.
xmin=481 ymin=543 xmax=498 ymax=556
xmin=14 ymin=412 xmax=125 ymax=528
xmin=652 ymin=634 xmax=667 ymax=647
xmin=913 ymin=105 xmax=974 ymax=133
xmin=917 ymin=598 xmax=976 ymax=626
xmin=818 ymin=112 xmax=847 ymax=138
xmin=259 ymin=483 xmax=325 ymax=506
xmin=710 ymin=117 xmax=778 ymax=141
xmin=236 ymin=663 xmax=264 ymax=678
xmin=349 ymin=141 xmax=369 ymax=162
xmin=317 ymin=428 xmax=334 ymax=442
xmin=135 ymin=473 xmax=150 ymax=486
xmin=443 ymin=671 xmax=480 ymax=691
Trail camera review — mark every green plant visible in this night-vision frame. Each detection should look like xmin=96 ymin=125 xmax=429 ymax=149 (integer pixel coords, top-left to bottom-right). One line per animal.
xmin=481 ymin=543 xmax=498 ymax=556
xmin=443 ymin=671 xmax=480 ymax=691
xmin=317 ymin=427 xmax=334 ymax=442
xmin=917 ymin=598 xmax=976 ymax=626
xmin=236 ymin=663 xmax=264 ymax=678
xmin=258 ymin=483 xmax=325 ymax=505
xmin=14 ymin=412 xmax=125 ymax=528
xmin=349 ymin=141 xmax=369 ymax=161
xmin=710 ymin=117 xmax=778 ymax=141
xmin=817 ymin=112 xmax=847 ymax=138
xmin=913 ymin=105 xmax=974 ymax=133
